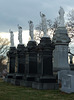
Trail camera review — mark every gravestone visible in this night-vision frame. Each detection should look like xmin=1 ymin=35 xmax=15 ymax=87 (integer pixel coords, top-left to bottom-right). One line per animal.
xmin=32 ymin=37 xmax=59 ymax=89
xmin=60 ymin=73 xmax=74 ymax=93
xmin=58 ymin=70 xmax=74 ymax=83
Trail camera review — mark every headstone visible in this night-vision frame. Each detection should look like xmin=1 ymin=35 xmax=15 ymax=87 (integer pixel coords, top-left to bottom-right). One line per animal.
xmin=60 ymin=72 xmax=74 ymax=93
xmin=32 ymin=37 xmax=59 ymax=90
xmin=58 ymin=70 xmax=74 ymax=83
xmin=52 ymin=7 xmax=70 ymax=71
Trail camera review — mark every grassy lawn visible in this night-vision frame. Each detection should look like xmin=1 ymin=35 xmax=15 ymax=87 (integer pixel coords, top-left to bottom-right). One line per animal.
xmin=0 ymin=78 xmax=74 ymax=100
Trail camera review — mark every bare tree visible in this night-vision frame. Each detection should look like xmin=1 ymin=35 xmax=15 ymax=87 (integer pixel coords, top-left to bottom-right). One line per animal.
xmin=0 ymin=37 xmax=9 ymax=64
xmin=66 ymin=9 xmax=74 ymax=42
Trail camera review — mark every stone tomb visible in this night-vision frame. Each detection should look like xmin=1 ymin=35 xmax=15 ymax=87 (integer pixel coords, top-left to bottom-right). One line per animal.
xmin=32 ymin=37 xmax=58 ymax=89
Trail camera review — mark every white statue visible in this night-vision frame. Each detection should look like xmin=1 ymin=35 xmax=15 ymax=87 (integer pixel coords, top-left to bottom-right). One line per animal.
xmin=59 ymin=7 xmax=65 ymax=27
xmin=40 ymin=12 xmax=47 ymax=36
xmin=18 ymin=25 xmax=22 ymax=44
xmin=9 ymin=30 xmax=14 ymax=47
xmin=28 ymin=21 xmax=34 ymax=40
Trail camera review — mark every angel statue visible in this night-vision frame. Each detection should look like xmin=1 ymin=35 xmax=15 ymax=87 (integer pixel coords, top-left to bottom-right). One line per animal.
xmin=9 ymin=29 xmax=14 ymax=47
xmin=18 ymin=25 xmax=22 ymax=44
xmin=58 ymin=7 xmax=65 ymax=27
xmin=40 ymin=12 xmax=47 ymax=36
xmin=28 ymin=21 xmax=34 ymax=40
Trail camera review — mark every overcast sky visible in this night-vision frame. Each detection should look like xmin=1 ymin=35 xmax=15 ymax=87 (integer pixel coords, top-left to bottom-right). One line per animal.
xmin=0 ymin=0 xmax=74 ymax=32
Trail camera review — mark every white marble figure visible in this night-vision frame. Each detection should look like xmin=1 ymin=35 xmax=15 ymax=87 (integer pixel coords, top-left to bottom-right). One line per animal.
xmin=28 ymin=21 xmax=34 ymax=40
xmin=59 ymin=7 xmax=65 ymax=27
xmin=40 ymin=12 xmax=47 ymax=36
xmin=18 ymin=25 xmax=22 ymax=44
xmin=9 ymin=30 xmax=14 ymax=47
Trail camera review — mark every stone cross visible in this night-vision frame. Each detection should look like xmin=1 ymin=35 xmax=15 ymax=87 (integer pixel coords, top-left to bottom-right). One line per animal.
xmin=40 ymin=12 xmax=47 ymax=36
xmin=18 ymin=25 xmax=22 ymax=44
xmin=28 ymin=21 xmax=34 ymax=40
xmin=9 ymin=30 xmax=14 ymax=47
xmin=58 ymin=7 xmax=65 ymax=27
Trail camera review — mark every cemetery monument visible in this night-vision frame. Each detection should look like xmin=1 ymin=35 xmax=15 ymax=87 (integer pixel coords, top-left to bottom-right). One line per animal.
xmin=52 ymin=7 xmax=70 ymax=71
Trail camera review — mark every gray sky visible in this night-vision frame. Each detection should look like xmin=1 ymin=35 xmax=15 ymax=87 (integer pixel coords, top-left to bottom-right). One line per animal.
xmin=0 ymin=0 xmax=74 ymax=32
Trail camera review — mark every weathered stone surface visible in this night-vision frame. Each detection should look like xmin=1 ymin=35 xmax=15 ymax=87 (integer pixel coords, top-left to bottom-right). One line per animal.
xmin=37 ymin=37 xmax=54 ymax=77
xmin=60 ymin=73 xmax=74 ymax=93
xmin=24 ymin=41 xmax=37 ymax=87
xmin=32 ymin=37 xmax=58 ymax=90
xmin=17 ymin=44 xmax=25 ymax=74
xmin=52 ymin=27 xmax=70 ymax=71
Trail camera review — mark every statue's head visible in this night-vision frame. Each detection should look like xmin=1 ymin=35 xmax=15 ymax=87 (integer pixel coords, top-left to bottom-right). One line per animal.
xmin=28 ymin=20 xmax=33 ymax=24
xmin=17 ymin=24 xmax=22 ymax=29
xmin=40 ymin=12 xmax=45 ymax=17
xmin=9 ymin=29 xmax=13 ymax=33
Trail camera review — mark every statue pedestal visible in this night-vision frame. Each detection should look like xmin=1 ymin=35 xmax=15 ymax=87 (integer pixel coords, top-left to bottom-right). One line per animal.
xmin=22 ymin=40 xmax=37 ymax=87
xmin=52 ymin=27 xmax=70 ymax=72
xmin=11 ymin=44 xmax=25 ymax=85
xmin=5 ymin=47 xmax=16 ymax=83
xmin=32 ymin=37 xmax=59 ymax=89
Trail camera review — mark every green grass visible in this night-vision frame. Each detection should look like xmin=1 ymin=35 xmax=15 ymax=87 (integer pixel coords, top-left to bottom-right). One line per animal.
xmin=0 ymin=78 xmax=74 ymax=100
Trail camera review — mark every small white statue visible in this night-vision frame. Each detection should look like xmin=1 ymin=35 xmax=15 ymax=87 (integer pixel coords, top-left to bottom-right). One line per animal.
xmin=18 ymin=25 xmax=22 ymax=44
xmin=28 ymin=21 xmax=34 ymax=40
xmin=40 ymin=12 xmax=47 ymax=36
xmin=9 ymin=30 xmax=14 ymax=47
xmin=59 ymin=7 xmax=65 ymax=27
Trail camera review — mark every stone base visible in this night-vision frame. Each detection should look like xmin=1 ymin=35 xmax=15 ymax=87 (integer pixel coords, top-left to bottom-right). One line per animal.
xmin=11 ymin=79 xmax=22 ymax=86
xmin=25 ymin=75 xmax=36 ymax=81
xmin=35 ymin=76 xmax=56 ymax=83
xmin=70 ymin=64 xmax=74 ymax=70
xmin=4 ymin=73 xmax=14 ymax=83
xmin=6 ymin=73 xmax=14 ymax=78
xmin=22 ymin=75 xmax=36 ymax=87
xmin=18 ymin=80 xmax=33 ymax=87
xmin=53 ymin=67 xmax=70 ymax=72
xmin=11 ymin=74 xmax=24 ymax=86
xmin=32 ymin=76 xmax=59 ymax=90
xmin=13 ymin=74 xmax=24 ymax=79
xmin=32 ymin=82 xmax=59 ymax=90
xmin=20 ymin=80 xmax=25 ymax=86
xmin=4 ymin=78 xmax=11 ymax=83
xmin=24 ymin=81 xmax=33 ymax=87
